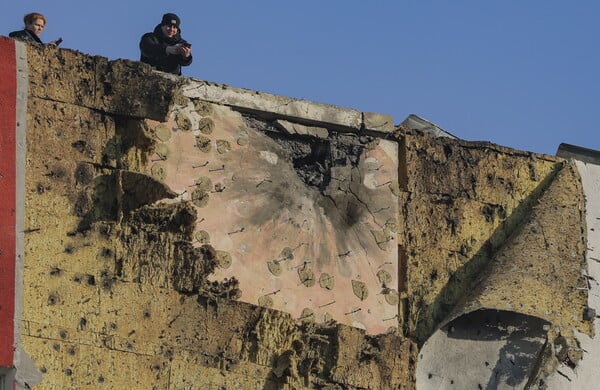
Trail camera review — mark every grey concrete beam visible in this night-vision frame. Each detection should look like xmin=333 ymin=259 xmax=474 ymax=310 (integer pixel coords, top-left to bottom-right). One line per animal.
xmin=363 ymin=112 xmax=395 ymax=134
xmin=274 ymin=119 xmax=329 ymax=139
xmin=180 ymin=78 xmax=394 ymax=134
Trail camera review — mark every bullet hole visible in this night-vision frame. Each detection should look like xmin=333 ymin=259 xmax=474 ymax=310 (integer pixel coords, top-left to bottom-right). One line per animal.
xmin=430 ymin=269 xmax=438 ymax=281
xmin=64 ymin=368 xmax=72 ymax=376
xmin=74 ymin=192 xmax=92 ymax=217
xmin=72 ymin=141 xmax=87 ymax=154
xmin=48 ymin=294 xmax=58 ymax=305
xmin=59 ymin=330 xmax=68 ymax=339
xmin=73 ymin=274 xmax=82 ymax=283
xmin=68 ymin=346 xmax=76 ymax=355
xmin=87 ymin=275 xmax=96 ymax=286
xmin=143 ymin=310 xmax=151 ymax=319
xmin=36 ymin=183 xmax=45 ymax=194
xmin=52 ymin=343 xmax=60 ymax=351
xmin=98 ymin=375 xmax=105 ymax=383
xmin=428 ymin=373 xmax=432 ymax=379
xmin=443 ymin=144 xmax=453 ymax=158
xmin=163 ymin=349 xmax=174 ymax=360
xmin=64 ymin=245 xmax=74 ymax=254
xmin=78 ymin=317 xmax=87 ymax=330
xmin=110 ymin=322 xmax=117 ymax=330
xmin=450 ymin=380 xmax=454 ymax=384
xmin=40 ymin=367 xmax=47 ymax=373
xmin=44 ymin=165 xmax=67 ymax=179
xmin=101 ymin=270 xmax=115 ymax=290
xmin=126 ymin=342 xmax=133 ymax=350
xmin=485 ymin=361 xmax=489 ymax=366
xmin=150 ymin=363 xmax=161 ymax=372
xmin=74 ymin=162 xmax=94 ymax=185
xmin=99 ymin=247 xmax=113 ymax=258
xmin=49 ymin=267 xmax=62 ymax=276
xmin=478 ymin=384 xmax=483 ymax=390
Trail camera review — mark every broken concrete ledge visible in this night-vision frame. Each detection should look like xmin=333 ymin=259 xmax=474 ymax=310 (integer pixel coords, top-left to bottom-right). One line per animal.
xmin=166 ymin=74 xmax=394 ymax=135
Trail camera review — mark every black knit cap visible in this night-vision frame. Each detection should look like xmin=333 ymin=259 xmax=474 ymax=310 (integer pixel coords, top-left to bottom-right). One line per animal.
xmin=161 ymin=13 xmax=180 ymax=27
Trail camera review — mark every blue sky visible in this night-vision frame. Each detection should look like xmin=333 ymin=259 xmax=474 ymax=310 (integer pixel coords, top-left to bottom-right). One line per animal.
xmin=2 ymin=1 xmax=599 ymax=155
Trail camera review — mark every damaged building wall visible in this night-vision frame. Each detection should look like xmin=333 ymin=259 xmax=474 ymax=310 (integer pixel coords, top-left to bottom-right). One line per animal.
xmin=2 ymin=38 xmax=414 ymax=389
xmin=0 ymin=36 xmax=597 ymax=389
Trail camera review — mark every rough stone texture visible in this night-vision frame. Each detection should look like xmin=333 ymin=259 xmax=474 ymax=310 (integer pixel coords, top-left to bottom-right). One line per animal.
xmin=6 ymin=42 xmax=594 ymax=389
xmin=396 ymin=131 xmax=574 ymax=342
xmin=26 ymin=43 xmax=179 ymax=121
xmin=17 ymin=44 xmax=414 ymax=389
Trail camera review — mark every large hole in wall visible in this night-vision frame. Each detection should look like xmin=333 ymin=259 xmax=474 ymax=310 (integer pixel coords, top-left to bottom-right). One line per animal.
xmin=242 ymin=116 xmax=374 ymax=194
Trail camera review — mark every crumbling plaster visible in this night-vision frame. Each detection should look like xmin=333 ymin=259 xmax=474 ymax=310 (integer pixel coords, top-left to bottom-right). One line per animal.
xmin=1 ymin=39 xmax=596 ymax=389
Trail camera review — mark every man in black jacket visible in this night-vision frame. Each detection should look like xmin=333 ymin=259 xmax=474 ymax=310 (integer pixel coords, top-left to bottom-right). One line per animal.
xmin=139 ymin=13 xmax=193 ymax=75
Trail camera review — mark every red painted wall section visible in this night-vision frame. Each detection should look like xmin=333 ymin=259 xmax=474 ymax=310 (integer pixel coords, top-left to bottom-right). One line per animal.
xmin=0 ymin=36 xmax=17 ymax=367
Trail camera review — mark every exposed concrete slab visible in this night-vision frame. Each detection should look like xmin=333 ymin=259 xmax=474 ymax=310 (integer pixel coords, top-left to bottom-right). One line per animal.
xmin=181 ymin=79 xmax=362 ymax=130
xmin=400 ymin=114 xmax=457 ymax=139
xmin=274 ymin=119 xmax=329 ymax=139
xmin=557 ymin=143 xmax=600 ymax=165
xmin=179 ymin=78 xmax=395 ymax=134
xmin=363 ymin=112 xmax=394 ymax=134
xmin=416 ymin=310 xmax=548 ymax=389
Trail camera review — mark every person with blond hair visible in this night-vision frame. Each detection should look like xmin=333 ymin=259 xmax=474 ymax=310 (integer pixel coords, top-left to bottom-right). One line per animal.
xmin=9 ymin=12 xmax=61 ymax=46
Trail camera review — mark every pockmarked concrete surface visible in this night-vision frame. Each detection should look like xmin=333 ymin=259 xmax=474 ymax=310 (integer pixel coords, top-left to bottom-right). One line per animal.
xmin=146 ymin=91 xmax=399 ymax=334
xmin=545 ymin=160 xmax=600 ymax=388
xmin=6 ymin=38 xmax=598 ymax=389
xmin=416 ymin=160 xmax=593 ymax=389
xmin=13 ymin=43 xmax=413 ymax=389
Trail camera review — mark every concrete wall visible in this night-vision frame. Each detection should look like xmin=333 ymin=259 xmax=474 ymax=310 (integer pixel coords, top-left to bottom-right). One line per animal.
xmin=0 ymin=37 xmax=597 ymax=389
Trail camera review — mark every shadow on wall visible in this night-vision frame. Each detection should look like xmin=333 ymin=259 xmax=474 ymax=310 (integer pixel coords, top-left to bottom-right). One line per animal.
xmin=416 ymin=309 xmax=549 ymax=390
xmin=413 ymin=160 xmax=563 ymax=344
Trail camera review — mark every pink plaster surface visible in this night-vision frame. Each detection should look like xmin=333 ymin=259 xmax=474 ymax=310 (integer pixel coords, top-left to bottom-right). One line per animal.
xmin=147 ymin=102 xmax=399 ymax=334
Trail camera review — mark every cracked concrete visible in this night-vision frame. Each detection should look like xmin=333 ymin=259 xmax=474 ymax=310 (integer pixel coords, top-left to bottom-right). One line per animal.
xmin=1 ymin=38 xmax=597 ymax=389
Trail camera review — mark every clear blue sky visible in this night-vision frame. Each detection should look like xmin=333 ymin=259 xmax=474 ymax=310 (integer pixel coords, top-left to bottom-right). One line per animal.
xmin=3 ymin=1 xmax=599 ymax=156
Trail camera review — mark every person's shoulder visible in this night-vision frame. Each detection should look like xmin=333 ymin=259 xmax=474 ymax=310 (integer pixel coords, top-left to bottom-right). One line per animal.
xmin=9 ymin=29 xmax=25 ymax=38
xmin=141 ymin=30 xmax=160 ymax=40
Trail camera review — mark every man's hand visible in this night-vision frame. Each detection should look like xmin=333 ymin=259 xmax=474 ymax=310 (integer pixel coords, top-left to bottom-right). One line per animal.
xmin=166 ymin=44 xmax=192 ymax=57
xmin=48 ymin=38 xmax=63 ymax=47
xmin=180 ymin=45 xmax=192 ymax=58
